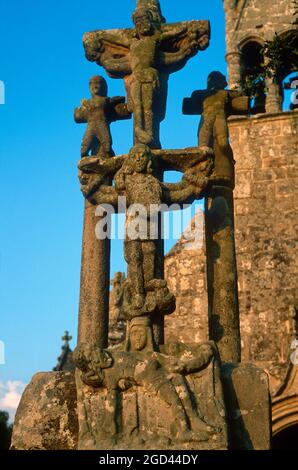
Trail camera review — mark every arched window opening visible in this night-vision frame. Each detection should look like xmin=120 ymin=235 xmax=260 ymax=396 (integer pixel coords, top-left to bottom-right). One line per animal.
xmin=241 ymin=41 xmax=266 ymax=114
xmin=263 ymin=29 xmax=298 ymax=111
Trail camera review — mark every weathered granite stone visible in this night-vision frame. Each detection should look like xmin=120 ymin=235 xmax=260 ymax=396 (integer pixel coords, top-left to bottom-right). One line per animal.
xmin=11 ymin=372 xmax=78 ymax=450
xmin=11 ymin=364 xmax=270 ymax=450
xmin=162 ymin=112 xmax=298 ymax=366
xmin=78 ymin=144 xmax=214 ymax=347
xmin=75 ymin=77 xmax=131 ymax=350
xmin=230 ymin=112 xmax=298 ymax=363
xmin=83 ymin=3 xmax=210 ymax=149
xmin=74 ymin=319 xmax=228 ymax=450
xmin=109 ymin=272 xmax=126 ymax=346
xmin=74 ymin=75 xmax=129 ymax=158
xmin=183 ymin=72 xmax=250 ymax=362
xmin=221 ymin=363 xmax=271 ymax=450
xmin=12 ymin=0 xmax=273 ymax=451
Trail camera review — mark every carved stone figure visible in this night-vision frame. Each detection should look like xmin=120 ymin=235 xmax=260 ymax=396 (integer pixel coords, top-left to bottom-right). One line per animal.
xmin=78 ymin=143 xmax=213 ymax=324
xmin=110 ymin=272 xmax=126 ymax=324
xmin=109 ymin=272 xmax=126 ymax=346
xmin=11 ymin=0 xmax=272 ymax=452
xmin=83 ymin=2 xmax=210 ymax=148
xmin=74 ymin=75 xmax=127 ymax=157
xmin=183 ymin=72 xmax=250 ymax=362
xmin=74 ymin=316 xmax=225 ymax=447
xmin=183 ymin=71 xmax=250 ymax=185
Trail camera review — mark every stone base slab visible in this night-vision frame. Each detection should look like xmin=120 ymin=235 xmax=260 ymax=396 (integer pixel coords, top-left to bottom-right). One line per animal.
xmin=11 ymin=363 xmax=270 ymax=450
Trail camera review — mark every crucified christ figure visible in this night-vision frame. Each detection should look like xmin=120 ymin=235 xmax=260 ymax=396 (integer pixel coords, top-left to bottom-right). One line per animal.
xmin=83 ymin=1 xmax=210 ymax=148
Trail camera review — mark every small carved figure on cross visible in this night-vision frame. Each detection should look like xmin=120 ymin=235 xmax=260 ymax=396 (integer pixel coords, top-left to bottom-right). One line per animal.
xmin=74 ymin=75 xmax=126 ymax=158
xmin=183 ymin=71 xmax=250 ymax=185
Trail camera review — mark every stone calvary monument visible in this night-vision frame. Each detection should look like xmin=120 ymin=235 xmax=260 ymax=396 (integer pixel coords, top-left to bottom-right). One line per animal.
xmin=12 ymin=0 xmax=271 ymax=450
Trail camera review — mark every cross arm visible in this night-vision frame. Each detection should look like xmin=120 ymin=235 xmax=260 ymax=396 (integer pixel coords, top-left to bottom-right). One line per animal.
xmin=155 ymin=147 xmax=213 ymax=205
xmin=106 ymin=98 xmax=132 ymax=122
xmin=159 ymin=20 xmax=210 ymax=73
xmin=83 ymin=29 xmax=132 ymax=77
xmin=153 ymin=147 xmax=213 ymax=173
xmin=182 ymin=90 xmax=208 ymax=115
xmin=78 ymin=155 xmax=125 ymax=206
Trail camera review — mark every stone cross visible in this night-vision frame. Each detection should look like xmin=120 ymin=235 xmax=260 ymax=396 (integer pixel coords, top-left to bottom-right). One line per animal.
xmin=62 ymin=331 xmax=72 ymax=348
xmin=83 ymin=0 xmax=210 ymax=149
xmin=77 ymin=0 xmax=212 ymax=349
xmin=78 ymin=144 xmax=214 ymax=347
xmin=183 ymin=71 xmax=250 ymax=362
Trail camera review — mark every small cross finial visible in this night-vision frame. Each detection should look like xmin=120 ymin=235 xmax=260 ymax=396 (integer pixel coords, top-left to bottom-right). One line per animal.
xmin=62 ymin=330 xmax=72 ymax=347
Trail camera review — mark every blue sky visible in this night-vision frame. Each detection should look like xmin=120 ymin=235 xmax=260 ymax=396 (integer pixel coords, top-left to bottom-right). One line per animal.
xmin=0 ymin=0 xmax=226 ymax=417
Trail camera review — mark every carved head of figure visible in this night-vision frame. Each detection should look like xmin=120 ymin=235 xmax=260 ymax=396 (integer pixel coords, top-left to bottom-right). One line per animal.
xmin=89 ymin=75 xmax=108 ymax=98
xmin=129 ymin=144 xmax=153 ymax=174
xmin=132 ymin=7 xmax=155 ymax=37
xmin=136 ymin=0 xmax=165 ymax=25
xmin=114 ymin=144 xmax=154 ymax=192
xmin=207 ymin=71 xmax=228 ymax=91
xmin=125 ymin=316 xmax=155 ymax=352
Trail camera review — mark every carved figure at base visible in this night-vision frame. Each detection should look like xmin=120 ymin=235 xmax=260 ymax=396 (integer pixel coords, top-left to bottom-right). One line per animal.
xmin=74 ymin=317 xmax=218 ymax=443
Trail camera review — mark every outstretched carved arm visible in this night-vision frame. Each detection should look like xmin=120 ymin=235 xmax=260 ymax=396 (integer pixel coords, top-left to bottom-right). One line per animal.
xmin=162 ymin=177 xmax=208 ymax=205
xmin=91 ymin=185 xmax=119 ymax=206
xmin=101 ymin=54 xmax=131 ymax=77
xmin=159 ymin=20 xmax=210 ymax=72
xmin=159 ymin=47 xmax=194 ymax=68
xmin=74 ymin=105 xmax=88 ymax=123
xmin=162 ymin=156 xmax=213 ymax=204
xmin=83 ymin=29 xmax=132 ymax=76
xmin=108 ymin=96 xmax=126 ymax=106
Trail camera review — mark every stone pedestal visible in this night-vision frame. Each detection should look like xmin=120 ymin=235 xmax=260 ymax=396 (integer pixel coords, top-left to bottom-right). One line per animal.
xmin=11 ymin=363 xmax=271 ymax=450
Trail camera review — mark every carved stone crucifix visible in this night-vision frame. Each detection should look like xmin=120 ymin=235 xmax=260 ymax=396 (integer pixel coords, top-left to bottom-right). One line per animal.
xmin=78 ymin=144 xmax=214 ymax=347
xmin=83 ymin=0 xmax=210 ymax=149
